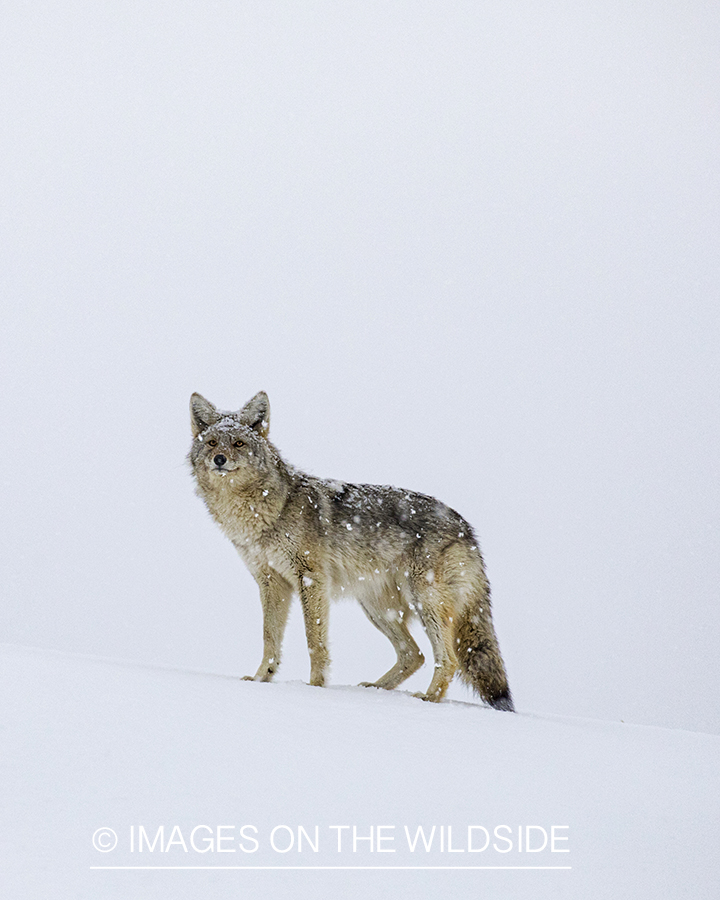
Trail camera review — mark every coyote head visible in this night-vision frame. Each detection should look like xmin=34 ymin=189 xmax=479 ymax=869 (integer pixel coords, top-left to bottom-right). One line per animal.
xmin=189 ymin=391 xmax=271 ymax=486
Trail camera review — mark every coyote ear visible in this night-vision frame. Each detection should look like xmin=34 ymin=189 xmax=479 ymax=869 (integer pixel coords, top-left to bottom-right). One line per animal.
xmin=190 ymin=393 xmax=219 ymax=437
xmin=239 ymin=391 xmax=270 ymax=438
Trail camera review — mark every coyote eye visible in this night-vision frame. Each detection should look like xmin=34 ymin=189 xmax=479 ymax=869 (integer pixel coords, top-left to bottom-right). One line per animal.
xmin=207 ymin=439 xmax=218 ymax=447
xmin=233 ymin=440 xmax=244 ymax=448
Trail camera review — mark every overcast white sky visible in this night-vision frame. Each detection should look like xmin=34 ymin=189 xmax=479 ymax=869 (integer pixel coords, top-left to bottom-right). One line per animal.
xmin=1 ymin=2 xmax=718 ymax=733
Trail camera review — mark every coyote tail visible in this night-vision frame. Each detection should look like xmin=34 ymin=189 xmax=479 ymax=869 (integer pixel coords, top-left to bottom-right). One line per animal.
xmin=455 ymin=583 xmax=514 ymax=712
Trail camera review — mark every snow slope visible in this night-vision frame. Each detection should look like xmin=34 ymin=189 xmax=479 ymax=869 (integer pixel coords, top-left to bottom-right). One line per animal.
xmin=2 ymin=643 xmax=717 ymax=899
xmin=2 ymin=0 xmax=719 ymax=743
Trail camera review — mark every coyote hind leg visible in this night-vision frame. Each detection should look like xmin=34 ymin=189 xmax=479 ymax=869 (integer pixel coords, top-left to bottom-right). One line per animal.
xmin=358 ymin=590 xmax=424 ymax=691
xmin=412 ymin=587 xmax=458 ymax=702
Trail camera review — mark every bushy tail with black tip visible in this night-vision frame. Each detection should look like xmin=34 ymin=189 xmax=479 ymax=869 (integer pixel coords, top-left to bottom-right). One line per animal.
xmin=455 ymin=583 xmax=514 ymax=712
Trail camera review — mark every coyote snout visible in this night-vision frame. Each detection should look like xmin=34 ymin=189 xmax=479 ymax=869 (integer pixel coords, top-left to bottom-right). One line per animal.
xmin=189 ymin=390 xmax=514 ymax=710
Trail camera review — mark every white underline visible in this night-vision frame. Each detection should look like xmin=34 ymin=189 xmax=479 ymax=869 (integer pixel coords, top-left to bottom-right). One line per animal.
xmin=91 ymin=865 xmax=572 ymax=870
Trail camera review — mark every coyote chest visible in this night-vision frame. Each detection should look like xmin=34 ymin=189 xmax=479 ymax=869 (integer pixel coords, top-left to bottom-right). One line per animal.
xmin=200 ymin=480 xmax=294 ymax=576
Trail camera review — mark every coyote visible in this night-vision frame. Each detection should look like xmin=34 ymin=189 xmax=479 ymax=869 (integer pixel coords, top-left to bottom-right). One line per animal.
xmin=189 ymin=391 xmax=513 ymax=709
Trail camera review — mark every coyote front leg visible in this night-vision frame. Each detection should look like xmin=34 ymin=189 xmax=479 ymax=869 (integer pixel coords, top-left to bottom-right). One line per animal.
xmin=243 ymin=571 xmax=293 ymax=682
xmin=298 ymin=575 xmax=330 ymax=687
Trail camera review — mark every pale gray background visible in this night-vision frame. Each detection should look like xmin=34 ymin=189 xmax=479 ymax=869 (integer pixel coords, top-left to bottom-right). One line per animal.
xmin=2 ymin=1 xmax=718 ymax=732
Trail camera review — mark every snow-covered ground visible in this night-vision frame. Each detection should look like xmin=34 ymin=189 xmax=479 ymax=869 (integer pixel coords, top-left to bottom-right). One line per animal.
xmin=2 ymin=643 xmax=717 ymax=899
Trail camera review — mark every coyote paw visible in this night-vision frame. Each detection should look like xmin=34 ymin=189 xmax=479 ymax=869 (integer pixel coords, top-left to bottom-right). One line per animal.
xmin=413 ymin=690 xmax=443 ymax=702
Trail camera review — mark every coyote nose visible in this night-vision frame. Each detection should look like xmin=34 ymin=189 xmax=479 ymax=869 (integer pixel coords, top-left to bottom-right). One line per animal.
xmin=214 ymin=454 xmax=227 ymax=468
